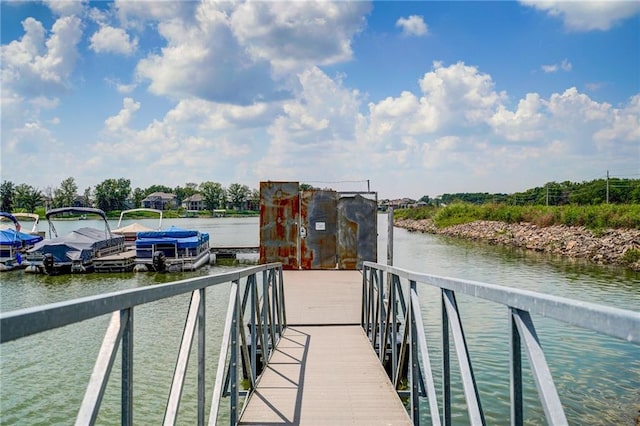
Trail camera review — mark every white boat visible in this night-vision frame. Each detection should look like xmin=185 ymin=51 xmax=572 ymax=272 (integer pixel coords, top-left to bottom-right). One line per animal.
xmin=133 ymin=226 xmax=211 ymax=272
xmin=113 ymin=208 xmax=163 ymax=247
xmin=25 ymin=207 xmax=125 ymax=274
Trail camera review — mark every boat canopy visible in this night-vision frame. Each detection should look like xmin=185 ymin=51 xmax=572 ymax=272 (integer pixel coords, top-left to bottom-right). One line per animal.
xmin=113 ymin=223 xmax=153 ymax=235
xmin=0 ymin=212 xmax=20 ymax=230
xmin=28 ymin=227 xmax=125 ymax=262
xmin=116 ymin=208 xmax=163 ymax=229
xmin=45 ymin=207 xmax=109 ymax=221
xmin=0 ymin=229 xmax=43 ymax=247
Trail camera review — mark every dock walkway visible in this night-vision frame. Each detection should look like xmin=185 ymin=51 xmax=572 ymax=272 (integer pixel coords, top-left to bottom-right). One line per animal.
xmin=239 ymin=270 xmax=411 ymax=425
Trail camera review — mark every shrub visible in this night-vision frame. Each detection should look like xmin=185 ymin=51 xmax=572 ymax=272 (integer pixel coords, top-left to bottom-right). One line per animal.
xmin=395 ymin=203 xmax=640 ymax=230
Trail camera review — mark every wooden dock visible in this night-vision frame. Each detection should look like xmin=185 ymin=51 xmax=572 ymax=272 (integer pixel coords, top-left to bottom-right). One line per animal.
xmin=239 ymin=270 xmax=412 ymax=425
xmin=93 ymin=249 xmax=137 ymax=272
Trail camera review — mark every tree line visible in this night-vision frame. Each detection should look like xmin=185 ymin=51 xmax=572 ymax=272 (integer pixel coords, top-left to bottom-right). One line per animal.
xmin=0 ymin=177 xmax=260 ymax=214
xmin=418 ymin=178 xmax=640 ymax=206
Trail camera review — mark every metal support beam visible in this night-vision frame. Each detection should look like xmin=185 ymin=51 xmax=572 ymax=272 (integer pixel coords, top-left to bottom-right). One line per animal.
xmin=76 ymin=311 xmax=125 ymax=425
xmin=511 ymin=309 xmax=567 ymax=425
xmin=121 ymin=308 xmax=133 ymax=426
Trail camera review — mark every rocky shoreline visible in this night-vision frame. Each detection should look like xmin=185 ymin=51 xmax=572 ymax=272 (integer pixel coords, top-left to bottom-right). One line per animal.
xmin=394 ymin=218 xmax=640 ymax=271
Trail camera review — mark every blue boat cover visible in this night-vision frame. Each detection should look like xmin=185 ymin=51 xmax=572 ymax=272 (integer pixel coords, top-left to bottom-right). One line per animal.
xmin=135 ymin=226 xmax=209 ymax=250
xmin=137 ymin=226 xmax=200 ymax=239
xmin=28 ymin=227 xmax=124 ymax=262
xmin=0 ymin=229 xmax=43 ymax=247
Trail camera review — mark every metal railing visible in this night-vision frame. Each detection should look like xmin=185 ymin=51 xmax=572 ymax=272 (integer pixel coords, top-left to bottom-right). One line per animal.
xmin=0 ymin=263 xmax=286 ymax=425
xmin=361 ymin=261 xmax=640 ymax=425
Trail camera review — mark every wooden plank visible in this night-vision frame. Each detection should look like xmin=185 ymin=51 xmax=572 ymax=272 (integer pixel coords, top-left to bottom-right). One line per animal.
xmin=95 ymin=250 xmax=137 ymax=261
xmin=282 ymin=270 xmax=362 ymax=325
xmin=239 ymin=326 xmax=411 ymax=425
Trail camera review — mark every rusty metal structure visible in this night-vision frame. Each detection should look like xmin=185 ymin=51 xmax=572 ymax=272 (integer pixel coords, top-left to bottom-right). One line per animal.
xmin=259 ymin=181 xmax=377 ymax=270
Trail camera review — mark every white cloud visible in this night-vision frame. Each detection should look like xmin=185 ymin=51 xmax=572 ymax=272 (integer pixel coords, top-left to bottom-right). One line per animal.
xmin=257 ymin=67 xmax=365 ymax=181
xmin=104 ymin=97 xmax=140 ymax=133
xmin=44 ymin=0 xmax=87 ymax=17
xmin=114 ymin=0 xmax=197 ymax=28
xmin=490 ymin=93 xmax=546 ymax=142
xmin=542 ymin=58 xmax=572 ymax=73
xmin=396 ymin=15 xmax=428 ymax=36
xmin=1 ymin=16 xmax=83 ymax=96
xmin=520 ymin=0 xmax=640 ymax=31
xmin=231 ymin=1 xmax=371 ymax=74
xmin=135 ymin=2 xmax=286 ymax=105
xmin=416 ymin=61 xmax=506 ymax=129
xmin=594 ymin=94 xmax=640 ymax=145
xmin=90 ymin=25 xmax=138 ymax=55
xmin=135 ymin=1 xmax=370 ymax=104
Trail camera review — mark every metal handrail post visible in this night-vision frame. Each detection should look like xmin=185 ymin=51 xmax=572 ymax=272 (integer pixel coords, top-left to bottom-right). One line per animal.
xmin=198 ymin=288 xmax=206 ymax=426
xmin=121 ymin=308 xmax=133 ymax=426
xmin=441 ymin=290 xmax=451 ymax=425
xmin=279 ymin=266 xmax=286 ymax=327
xmin=390 ymin=272 xmax=398 ymax=382
xmin=361 ymin=265 xmax=367 ymax=328
xmin=230 ymin=280 xmax=240 ymax=425
xmin=250 ymin=274 xmax=257 ymax=387
xmin=76 ymin=312 xmax=124 ymax=425
xmin=209 ymin=281 xmax=239 ymax=425
xmin=271 ymin=271 xmax=277 ymax=338
xmin=509 ymin=307 xmax=523 ymax=426
xmin=410 ymin=287 xmax=441 ymax=426
xmin=378 ymin=268 xmax=384 ymax=361
xmin=409 ymin=280 xmax=419 ymax=423
xmin=511 ymin=309 xmax=567 ymax=425
xmin=442 ymin=289 xmax=484 ymax=424
xmin=164 ymin=290 xmax=202 ymax=425
xmin=262 ymin=274 xmax=269 ymax=360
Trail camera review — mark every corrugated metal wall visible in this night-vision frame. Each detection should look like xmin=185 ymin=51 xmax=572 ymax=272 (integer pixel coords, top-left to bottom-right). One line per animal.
xmin=300 ymin=190 xmax=338 ymax=269
xmin=259 ymin=181 xmax=300 ymax=269
xmin=337 ymin=194 xmax=377 ymax=270
xmin=260 ymin=182 xmax=377 ymax=270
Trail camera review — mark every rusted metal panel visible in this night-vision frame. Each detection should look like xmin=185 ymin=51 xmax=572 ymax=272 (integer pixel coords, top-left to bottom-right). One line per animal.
xmin=337 ymin=194 xmax=377 ymax=270
xmin=300 ymin=190 xmax=338 ymax=269
xmin=259 ymin=182 xmax=299 ymax=269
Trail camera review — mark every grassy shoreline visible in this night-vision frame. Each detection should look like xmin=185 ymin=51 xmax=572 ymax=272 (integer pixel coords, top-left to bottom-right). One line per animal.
xmin=393 ymin=203 xmax=640 ymax=231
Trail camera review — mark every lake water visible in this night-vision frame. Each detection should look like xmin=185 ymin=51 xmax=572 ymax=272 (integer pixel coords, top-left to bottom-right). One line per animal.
xmin=1 ymin=215 xmax=638 ymax=424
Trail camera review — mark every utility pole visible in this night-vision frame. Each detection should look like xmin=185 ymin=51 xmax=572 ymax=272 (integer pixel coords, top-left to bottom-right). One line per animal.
xmin=367 ymin=179 xmax=370 ymax=192
xmin=546 ymin=184 xmax=549 ymax=206
xmin=606 ymin=170 xmax=610 ymax=204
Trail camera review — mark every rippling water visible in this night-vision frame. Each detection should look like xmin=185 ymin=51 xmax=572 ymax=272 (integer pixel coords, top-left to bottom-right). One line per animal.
xmin=1 ymin=215 xmax=638 ymax=424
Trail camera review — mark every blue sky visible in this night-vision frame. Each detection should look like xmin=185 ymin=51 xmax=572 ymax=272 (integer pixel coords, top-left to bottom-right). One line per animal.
xmin=1 ymin=1 xmax=639 ymax=200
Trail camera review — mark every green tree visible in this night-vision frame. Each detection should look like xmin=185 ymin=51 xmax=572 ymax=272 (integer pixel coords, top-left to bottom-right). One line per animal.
xmin=82 ymin=187 xmax=92 ymax=207
xmin=94 ymin=178 xmax=131 ymax=212
xmin=144 ymin=185 xmax=173 ymax=196
xmin=418 ymin=195 xmax=431 ymax=204
xmin=132 ymin=187 xmax=145 ymax=208
xmin=14 ymin=184 xmax=43 ymax=213
xmin=300 ymin=183 xmax=315 ymax=191
xmin=227 ymin=183 xmax=250 ymax=210
xmin=248 ymin=189 xmax=260 ymax=211
xmin=199 ymin=181 xmax=225 ymax=212
xmin=52 ymin=177 xmax=78 ymax=208
xmin=1 ymin=180 xmax=15 ymax=212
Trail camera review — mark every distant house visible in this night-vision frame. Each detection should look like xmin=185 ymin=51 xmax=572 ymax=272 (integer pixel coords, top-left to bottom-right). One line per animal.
xmin=142 ymin=192 xmax=177 ymax=210
xmin=384 ymin=198 xmax=416 ymax=210
xmin=182 ymin=194 xmax=205 ymax=211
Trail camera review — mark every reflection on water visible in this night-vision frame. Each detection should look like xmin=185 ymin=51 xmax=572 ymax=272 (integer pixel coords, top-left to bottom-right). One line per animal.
xmin=1 ymin=215 xmax=638 ymax=424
